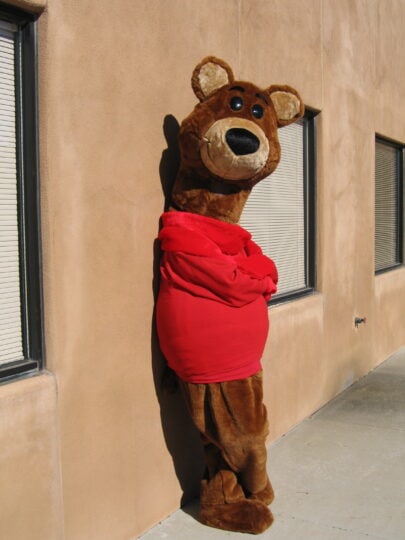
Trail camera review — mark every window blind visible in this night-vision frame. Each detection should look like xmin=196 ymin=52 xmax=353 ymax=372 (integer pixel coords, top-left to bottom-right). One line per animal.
xmin=0 ymin=22 xmax=24 ymax=365
xmin=240 ymin=119 xmax=306 ymax=297
xmin=375 ymin=140 xmax=399 ymax=272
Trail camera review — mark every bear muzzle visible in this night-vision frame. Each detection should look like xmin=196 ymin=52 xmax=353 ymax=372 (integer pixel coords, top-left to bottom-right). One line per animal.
xmin=200 ymin=118 xmax=270 ymax=181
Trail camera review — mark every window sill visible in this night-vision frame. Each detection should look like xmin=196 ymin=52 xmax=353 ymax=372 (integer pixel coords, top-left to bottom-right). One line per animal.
xmin=270 ymin=287 xmax=317 ymax=307
xmin=270 ymin=289 xmax=321 ymax=310
xmin=375 ymin=263 xmax=404 ymax=276
xmin=0 ymin=360 xmax=40 ymax=386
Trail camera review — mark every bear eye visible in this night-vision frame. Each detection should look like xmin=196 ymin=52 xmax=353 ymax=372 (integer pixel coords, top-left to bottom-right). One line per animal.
xmin=252 ymin=104 xmax=264 ymax=119
xmin=230 ymin=96 xmax=243 ymax=112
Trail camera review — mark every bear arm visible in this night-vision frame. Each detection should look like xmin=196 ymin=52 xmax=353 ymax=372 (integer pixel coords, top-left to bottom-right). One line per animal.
xmin=161 ymin=251 xmax=277 ymax=307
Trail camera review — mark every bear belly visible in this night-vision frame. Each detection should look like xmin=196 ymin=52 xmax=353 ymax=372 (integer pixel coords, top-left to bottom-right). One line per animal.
xmin=156 ymin=281 xmax=269 ymax=383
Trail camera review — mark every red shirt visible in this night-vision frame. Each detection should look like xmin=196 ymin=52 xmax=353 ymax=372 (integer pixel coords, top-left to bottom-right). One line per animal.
xmin=156 ymin=211 xmax=278 ymax=383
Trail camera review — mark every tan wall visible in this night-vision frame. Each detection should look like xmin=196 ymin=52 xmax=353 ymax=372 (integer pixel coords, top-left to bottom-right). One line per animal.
xmin=1 ymin=0 xmax=404 ymax=538
xmin=0 ymin=374 xmax=63 ymax=540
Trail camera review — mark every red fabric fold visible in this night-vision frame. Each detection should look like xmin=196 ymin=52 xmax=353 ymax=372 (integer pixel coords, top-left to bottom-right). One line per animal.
xmin=156 ymin=211 xmax=278 ymax=383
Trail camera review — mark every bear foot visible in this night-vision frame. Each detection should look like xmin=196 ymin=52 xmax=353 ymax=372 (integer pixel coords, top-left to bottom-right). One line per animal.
xmin=200 ymin=499 xmax=274 ymax=535
xmin=247 ymin=478 xmax=275 ymax=506
xmin=199 ymin=470 xmax=274 ymax=534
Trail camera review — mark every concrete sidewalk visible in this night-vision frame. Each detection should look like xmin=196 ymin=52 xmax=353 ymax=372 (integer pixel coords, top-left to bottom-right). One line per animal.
xmin=141 ymin=348 xmax=405 ymax=539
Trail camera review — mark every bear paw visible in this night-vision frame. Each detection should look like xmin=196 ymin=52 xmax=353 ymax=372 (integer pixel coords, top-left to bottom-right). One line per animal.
xmin=247 ymin=479 xmax=275 ymax=506
xmin=200 ymin=498 xmax=274 ymax=535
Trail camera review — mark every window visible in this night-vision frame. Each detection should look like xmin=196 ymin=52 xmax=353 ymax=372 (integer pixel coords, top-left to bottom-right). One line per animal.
xmin=375 ymin=136 xmax=404 ymax=273
xmin=240 ymin=110 xmax=317 ymax=302
xmin=0 ymin=4 xmax=42 ymax=380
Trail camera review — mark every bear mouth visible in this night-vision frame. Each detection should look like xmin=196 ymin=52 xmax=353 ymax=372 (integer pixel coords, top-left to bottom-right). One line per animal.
xmin=200 ymin=118 xmax=270 ymax=181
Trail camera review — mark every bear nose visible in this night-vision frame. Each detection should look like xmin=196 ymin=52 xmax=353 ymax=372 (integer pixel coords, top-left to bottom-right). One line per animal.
xmin=225 ymin=128 xmax=260 ymax=156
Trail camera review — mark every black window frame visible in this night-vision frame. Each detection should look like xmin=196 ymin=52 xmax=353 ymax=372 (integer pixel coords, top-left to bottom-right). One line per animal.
xmin=0 ymin=3 xmax=43 ymax=381
xmin=374 ymin=135 xmax=404 ymax=275
xmin=269 ymin=108 xmax=318 ymax=305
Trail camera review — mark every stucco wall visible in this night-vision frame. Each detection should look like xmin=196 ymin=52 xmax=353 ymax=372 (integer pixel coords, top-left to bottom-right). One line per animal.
xmin=0 ymin=374 xmax=63 ymax=540
xmin=0 ymin=1 xmax=404 ymax=538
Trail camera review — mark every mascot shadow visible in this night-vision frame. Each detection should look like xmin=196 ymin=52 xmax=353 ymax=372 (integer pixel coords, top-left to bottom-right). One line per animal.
xmin=151 ymin=114 xmax=204 ymax=507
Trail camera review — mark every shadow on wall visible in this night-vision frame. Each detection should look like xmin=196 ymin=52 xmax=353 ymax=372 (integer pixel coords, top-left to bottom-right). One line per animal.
xmin=150 ymin=115 xmax=204 ymax=505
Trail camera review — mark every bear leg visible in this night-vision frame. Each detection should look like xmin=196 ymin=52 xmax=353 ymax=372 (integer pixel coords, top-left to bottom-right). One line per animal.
xmin=179 ymin=374 xmax=275 ymax=533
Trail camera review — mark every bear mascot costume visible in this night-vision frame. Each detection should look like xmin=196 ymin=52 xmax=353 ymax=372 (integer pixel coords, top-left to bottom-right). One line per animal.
xmin=156 ymin=56 xmax=304 ymax=534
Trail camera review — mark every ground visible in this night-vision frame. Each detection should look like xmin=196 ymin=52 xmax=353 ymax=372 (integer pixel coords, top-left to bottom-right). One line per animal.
xmin=141 ymin=348 xmax=405 ymax=539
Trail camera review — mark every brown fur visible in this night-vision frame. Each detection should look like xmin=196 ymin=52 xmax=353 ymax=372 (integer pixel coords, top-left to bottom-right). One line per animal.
xmin=171 ymin=57 xmax=304 ymax=224
xmin=179 ymin=373 xmax=275 ymax=534
xmin=200 ymin=476 xmax=274 ymax=535
xmin=165 ymin=57 xmax=304 ymax=533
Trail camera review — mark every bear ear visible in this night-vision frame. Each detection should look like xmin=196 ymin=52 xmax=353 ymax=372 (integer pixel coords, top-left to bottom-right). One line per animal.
xmin=191 ymin=56 xmax=234 ymax=102
xmin=267 ymin=85 xmax=305 ymax=127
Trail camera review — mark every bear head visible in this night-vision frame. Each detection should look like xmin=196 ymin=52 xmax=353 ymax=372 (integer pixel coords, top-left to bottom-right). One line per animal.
xmin=170 ymin=56 xmax=304 ymax=223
